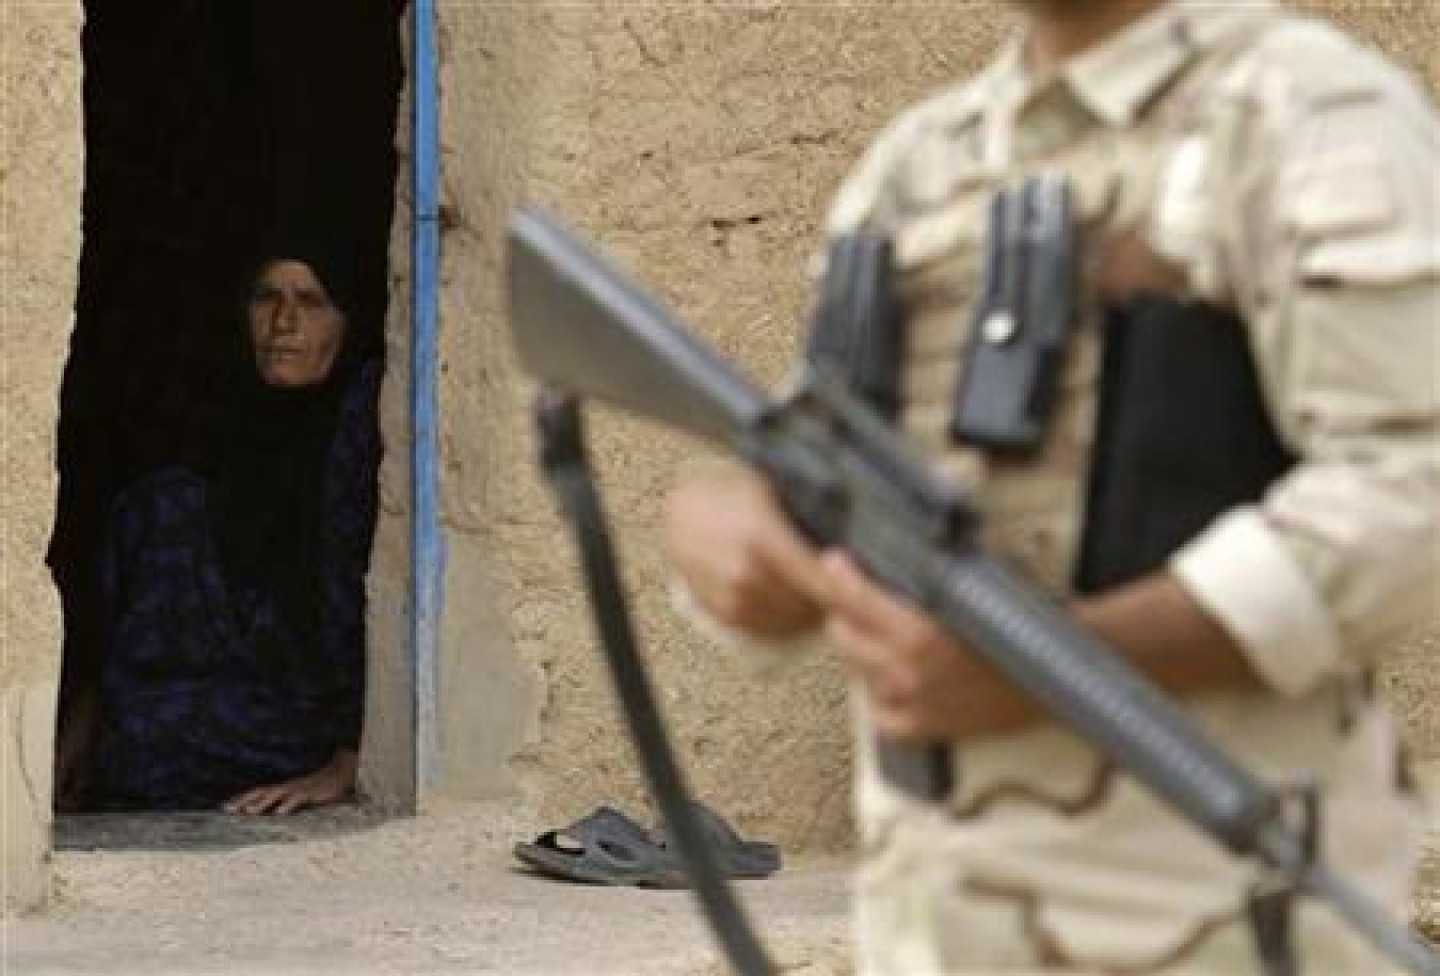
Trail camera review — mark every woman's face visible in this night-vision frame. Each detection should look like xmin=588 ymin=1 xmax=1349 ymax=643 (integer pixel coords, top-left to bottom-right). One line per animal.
xmin=248 ymin=260 xmax=347 ymax=388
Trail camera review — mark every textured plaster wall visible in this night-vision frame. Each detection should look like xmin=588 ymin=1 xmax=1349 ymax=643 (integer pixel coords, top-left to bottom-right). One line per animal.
xmin=0 ymin=0 xmax=1433 ymax=917
xmin=433 ymin=0 xmax=1440 ymax=852
xmin=433 ymin=1 xmax=1010 ymax=848
xmin=1 ymin=0 xmax=83 ymax=912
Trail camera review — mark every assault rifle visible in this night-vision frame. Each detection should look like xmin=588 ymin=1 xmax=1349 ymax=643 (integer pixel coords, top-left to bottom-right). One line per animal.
xmin=506 ymin=206 xmax=1439 ymax=976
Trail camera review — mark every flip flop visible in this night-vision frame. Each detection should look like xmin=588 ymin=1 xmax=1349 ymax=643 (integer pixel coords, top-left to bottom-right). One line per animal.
xmin=653 ymin=802 xmax=782 ymax=881
xmin=513 ymin=806 xmax=685 ymax=888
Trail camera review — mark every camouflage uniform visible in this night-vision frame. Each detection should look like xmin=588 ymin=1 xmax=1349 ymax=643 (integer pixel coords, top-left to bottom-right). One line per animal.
xmin=681 ymin=2 xmax=1437 ymax=973
xmin=820 ymin=3 xmax=1440 ymax=973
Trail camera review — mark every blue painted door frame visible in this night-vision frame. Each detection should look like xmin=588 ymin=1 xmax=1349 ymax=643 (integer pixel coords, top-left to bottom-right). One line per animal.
xmin=410 ymin=0 xmax=442 ymax=798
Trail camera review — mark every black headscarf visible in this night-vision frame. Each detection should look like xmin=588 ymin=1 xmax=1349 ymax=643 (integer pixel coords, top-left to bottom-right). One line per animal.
xmin=203 ymin=233 xmax=379 ymax=681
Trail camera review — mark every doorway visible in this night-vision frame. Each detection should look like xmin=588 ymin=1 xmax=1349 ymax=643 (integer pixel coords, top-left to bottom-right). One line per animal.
xmin=50 ymin=0 xmax=407 ymax=839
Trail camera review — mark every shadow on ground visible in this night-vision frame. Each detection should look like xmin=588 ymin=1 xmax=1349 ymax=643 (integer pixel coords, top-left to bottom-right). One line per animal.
xmin=54 ymin=804 xmax=388 ymax=853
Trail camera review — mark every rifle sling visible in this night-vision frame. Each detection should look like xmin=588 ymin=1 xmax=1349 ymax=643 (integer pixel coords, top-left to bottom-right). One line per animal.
xmin=534 ymin=392 xmax=777 ymax=976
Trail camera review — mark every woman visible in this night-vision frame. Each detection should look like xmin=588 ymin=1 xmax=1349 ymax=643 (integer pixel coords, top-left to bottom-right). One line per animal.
xmin=85 ymin=249 xmax=381 ymax=815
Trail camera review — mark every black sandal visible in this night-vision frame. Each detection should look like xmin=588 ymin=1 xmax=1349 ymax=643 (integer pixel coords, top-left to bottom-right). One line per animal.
xmin=513 ymin=806 xmax=685 ymax=887
xmin=653 ymin=802 xmax=781 ymax=881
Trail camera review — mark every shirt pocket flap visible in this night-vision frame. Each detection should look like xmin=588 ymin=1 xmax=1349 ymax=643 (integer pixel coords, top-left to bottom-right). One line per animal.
xmin=1301 ymin=232 xmax=1440 ymax=286
xmin=1283 ymin=147 xmax=1397 ymax=241
xmin=1283 ymin=148 xmax=1439 ymax=285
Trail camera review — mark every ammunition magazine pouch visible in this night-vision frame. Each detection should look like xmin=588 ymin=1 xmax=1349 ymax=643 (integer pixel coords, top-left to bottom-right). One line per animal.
xmin=805 ymin=235 xmax=904 ymax=419
xmin=952 ymin=176 xmax=1079 ymax=453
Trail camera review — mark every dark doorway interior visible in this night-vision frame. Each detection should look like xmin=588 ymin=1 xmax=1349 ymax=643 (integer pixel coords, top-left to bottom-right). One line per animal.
xmin=51 ymin=0 xmax=406 ymax=817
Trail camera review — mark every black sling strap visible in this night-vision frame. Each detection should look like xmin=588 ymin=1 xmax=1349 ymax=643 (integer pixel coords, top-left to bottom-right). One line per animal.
xmin=535 ymin=393 xmax=777 ymax=976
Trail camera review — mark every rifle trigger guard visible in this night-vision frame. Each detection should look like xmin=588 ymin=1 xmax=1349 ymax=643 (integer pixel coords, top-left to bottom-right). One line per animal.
xmin=1246 ymin=778 xmax=1320 ymax=976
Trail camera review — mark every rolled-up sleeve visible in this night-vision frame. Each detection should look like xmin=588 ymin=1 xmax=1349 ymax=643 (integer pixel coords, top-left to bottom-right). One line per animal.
xmin=1169 ymin=43 xmax=1440 ymax=696
xmin=1172 ymin=509 xmax=1344 ymax=696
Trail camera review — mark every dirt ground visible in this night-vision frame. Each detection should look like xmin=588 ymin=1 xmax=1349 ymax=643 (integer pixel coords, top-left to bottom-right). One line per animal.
xmin=7 ymin=802 xmax=1439 ymax=976
xmin=2 ymin=803 xmax=852 ymax=976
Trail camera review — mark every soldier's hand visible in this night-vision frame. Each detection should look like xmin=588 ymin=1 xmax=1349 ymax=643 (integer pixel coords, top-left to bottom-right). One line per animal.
xmin=664 ymin=466 xmax=827 ymax=638
xmin=820 ymin=552 xmax=1031 ymax=743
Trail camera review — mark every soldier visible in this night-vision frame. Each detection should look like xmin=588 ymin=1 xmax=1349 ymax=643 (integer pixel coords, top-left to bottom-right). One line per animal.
xmin=664 ymin=1 xmax=1439 ymax=973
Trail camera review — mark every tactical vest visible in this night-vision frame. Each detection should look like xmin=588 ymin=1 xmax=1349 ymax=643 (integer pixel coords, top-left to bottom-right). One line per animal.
xmin=806 ymin=17 xmax=1295 ymax=596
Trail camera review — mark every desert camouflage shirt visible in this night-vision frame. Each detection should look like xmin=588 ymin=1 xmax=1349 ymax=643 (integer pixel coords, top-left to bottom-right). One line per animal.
xmin=717 ymin=2 xmax=1439 ymax=972
xmin=676 ymin=3 xmax=1440 ymax=973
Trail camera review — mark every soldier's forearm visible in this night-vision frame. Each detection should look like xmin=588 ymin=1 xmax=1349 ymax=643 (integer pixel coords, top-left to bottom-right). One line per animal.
xmin=948 ymin=573 xmax=1262 ymax=742
xmin=1072 ymin=572 xmax=1262 ymax=703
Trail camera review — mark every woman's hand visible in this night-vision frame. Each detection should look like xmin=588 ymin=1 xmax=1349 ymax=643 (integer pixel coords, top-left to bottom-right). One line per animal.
xmin=223 ymin=749 xmax=358 ymax=816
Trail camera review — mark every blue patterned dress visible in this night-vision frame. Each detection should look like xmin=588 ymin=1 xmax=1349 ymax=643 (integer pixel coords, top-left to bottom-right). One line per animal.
xmin=87 ymin=361 xmax=381 ymax=810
